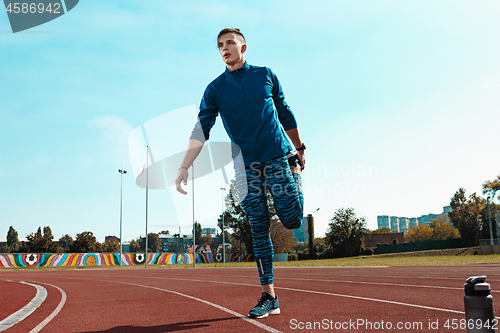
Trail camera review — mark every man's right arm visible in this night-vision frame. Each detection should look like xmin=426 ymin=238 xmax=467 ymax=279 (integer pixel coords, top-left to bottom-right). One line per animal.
xmin=175 ymin=138 xmax=204 ymax=195
xmin=176 ymin=85 xmax=219 ymax=195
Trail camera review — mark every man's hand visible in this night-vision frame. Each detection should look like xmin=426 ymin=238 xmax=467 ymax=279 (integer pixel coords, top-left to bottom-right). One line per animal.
xmin=175 ymin=169 xmax=188 ymax=195
xmin=297 ymin=150 xmax=305 ymax=171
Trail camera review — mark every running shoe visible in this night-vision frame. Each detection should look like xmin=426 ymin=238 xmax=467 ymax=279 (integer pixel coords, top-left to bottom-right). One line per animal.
xmin=248 ymin=292 xmax=280 ymax=319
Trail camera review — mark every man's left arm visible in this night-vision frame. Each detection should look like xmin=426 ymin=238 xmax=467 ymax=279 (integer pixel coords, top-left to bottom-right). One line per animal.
xmin=269 ymin=68 xmax=306 ymax=169
xmin=286 ymin=127 xmax=305 ymax=170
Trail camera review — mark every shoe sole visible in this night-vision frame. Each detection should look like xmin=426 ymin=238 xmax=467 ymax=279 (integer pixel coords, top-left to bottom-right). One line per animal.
xmin=249 ymin=308 xmax=280 ymax=319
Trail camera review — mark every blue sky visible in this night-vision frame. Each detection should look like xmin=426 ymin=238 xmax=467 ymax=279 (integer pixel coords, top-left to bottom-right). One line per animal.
xmin=1 ymin=0 xmax=499 ymax=243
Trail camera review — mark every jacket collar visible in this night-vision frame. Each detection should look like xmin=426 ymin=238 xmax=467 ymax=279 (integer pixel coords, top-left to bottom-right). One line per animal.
xmin=225 ymin=61 xmax=250 ymax=76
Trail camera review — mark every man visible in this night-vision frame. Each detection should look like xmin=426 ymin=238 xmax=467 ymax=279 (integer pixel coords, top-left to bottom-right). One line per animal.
xmin=175 ymin=27 xmax=305 ymax=319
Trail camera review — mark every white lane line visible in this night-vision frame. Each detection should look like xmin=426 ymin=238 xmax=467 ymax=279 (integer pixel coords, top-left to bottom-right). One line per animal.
xmin=98 ymin=279 xmax=282 ymax=333
xmin=146 ymin=273 xmax=494 ymax=293
xmin=146 ymin=276 xmax=500 ymax=320
xmin=28 ymin=282 xmax=67 ymax=333
xmin=274 ymin=277 xmax=478 ymax=292
xmin=293 ymin=272 xmax=500 ymax=283
xmin=0 ymin=281 xmax=47 ymax=332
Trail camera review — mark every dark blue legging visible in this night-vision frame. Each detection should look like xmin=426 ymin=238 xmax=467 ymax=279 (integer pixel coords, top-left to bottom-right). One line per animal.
xmin=235 ymin=155 xmax=304 ymax=285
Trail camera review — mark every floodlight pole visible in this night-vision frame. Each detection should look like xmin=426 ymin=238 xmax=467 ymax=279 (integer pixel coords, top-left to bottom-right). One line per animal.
xmin=145 ymin=146 xmax=149 ymax=269
xmin=192 ymin=162 xmax=195 ymax=268
xmin=220 ymin=187 xmax=226 ymax=263
xmin=487 ymin=197 xmax=493 ymax=246
xmin=308 ymin=208 xmax=320 ymax=259
xmin=118 ymin=169 xmax=127 ymax=266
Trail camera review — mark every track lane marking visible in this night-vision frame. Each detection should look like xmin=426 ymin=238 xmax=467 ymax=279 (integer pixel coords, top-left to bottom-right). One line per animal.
xmin=28 ymin=282 xmax=67 ymax=333
xmin=293 ymin=272 xmax=500 ymax=283
xmin=0 ymin=280 xmax=47 ymax=332
xmin=144 ymin=276 xmax=500 ymax=320
xmin=97 ymin=279 xmax=282 ymax=333
xmin=129 ymin=272 xmax=500 ymax=293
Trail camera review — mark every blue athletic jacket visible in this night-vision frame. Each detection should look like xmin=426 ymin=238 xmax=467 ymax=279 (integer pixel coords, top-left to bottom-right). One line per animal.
xmin=190 ymin=62 xmax=297 ymax=168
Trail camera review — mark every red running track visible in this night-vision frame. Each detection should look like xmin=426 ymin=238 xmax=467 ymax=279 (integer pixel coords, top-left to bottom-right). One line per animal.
xmin=1 ymin=264 xmax=499 ymax=332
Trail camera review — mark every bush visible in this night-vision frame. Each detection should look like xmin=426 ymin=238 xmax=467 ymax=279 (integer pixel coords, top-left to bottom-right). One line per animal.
xmin=392 ymin=239 xmax=398 ymax=245
xmin=288 ymin=252 xmax=298 ymax=261
xmin=362 ymin=248 xmax=374 ymax=255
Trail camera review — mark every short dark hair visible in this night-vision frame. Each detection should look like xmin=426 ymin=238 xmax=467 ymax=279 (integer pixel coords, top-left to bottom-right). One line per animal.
xmin=217 ymin=27 xmax=245 ymax=45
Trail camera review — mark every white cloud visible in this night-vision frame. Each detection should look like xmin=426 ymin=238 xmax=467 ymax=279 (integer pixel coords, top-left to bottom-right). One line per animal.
xmin=87 ymin=115 xmax=134 ymax=167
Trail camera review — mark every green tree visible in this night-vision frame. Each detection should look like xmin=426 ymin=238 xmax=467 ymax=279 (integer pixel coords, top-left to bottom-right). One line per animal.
xmin=201 ymin=233 xmax=213 ymax=246
xmin=59 ymin=234 xmax=73 ymax=253
xmin=192 ymin=223 xmax=202 ymax=246
xmin=129 ymin=239 xmax=141 ymax=253
xmin=404 ymin=224 xmax=434 ymax=242
xmin=483 ymin=175 xmax=500 ymax=202
xmin=21 ymin=226 xmax=59 ymax=253
xmin=369 ymin=227 xmax=393 ymax=234
xmin=292 ymin=240 xmax=307 ymax=252
xmin=21 ymin=227 xmax=43 ymax=253
xmin=71 ymin=231 xmax=99 ymax=253
xmin=325 ymin=208 xmax=368 ymax=258
xmin=103 ymin=238 xmax=119 ymax=253
xmin=480 ymin=201 xmax=499 ymax=240
xmin=449 ymin=188 xmax=485 ymax=247
xmin=7 ymin=226 xmax=19 ymax=252
xmin=39 ymin=227 xmax=60 ymax=253
xmin=429 ymin=220 xmax=460 ymax=240
xmin=140 ymin=233 xmax=161 ymax=253
xmin=0 ymin=244 xmax=9 ymax=253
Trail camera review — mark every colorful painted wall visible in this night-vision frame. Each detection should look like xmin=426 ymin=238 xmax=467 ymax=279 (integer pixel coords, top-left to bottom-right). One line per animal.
xmin=0 ymin=252 xmax=253 ymax=268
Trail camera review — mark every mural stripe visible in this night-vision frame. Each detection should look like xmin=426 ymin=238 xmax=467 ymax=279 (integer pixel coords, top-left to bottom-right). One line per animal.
xmin=0 ymin=253 xmax=253 ymax=268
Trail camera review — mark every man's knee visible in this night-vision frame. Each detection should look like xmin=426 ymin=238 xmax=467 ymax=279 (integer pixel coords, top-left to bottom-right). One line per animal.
xmin=281 ymin=215 xmax=302 ymax=230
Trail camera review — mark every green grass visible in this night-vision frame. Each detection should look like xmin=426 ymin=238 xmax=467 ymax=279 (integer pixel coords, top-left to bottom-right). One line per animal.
xmin=275 ymin=254 xmax=500 ymax=267
xmin=2 ymin=249 xmax=499 ymax=271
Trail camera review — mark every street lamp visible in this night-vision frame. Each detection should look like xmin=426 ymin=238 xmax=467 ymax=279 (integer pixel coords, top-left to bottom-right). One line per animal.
xmin=308 ymin=208 xmax=320 ymax=259
xmin=118 ymin=169 xmax=127 ymax=266
xmin=487 ymin=197 xmax=494 ymax=246
xmin=220 ymin=187 xmax=226 ymax=263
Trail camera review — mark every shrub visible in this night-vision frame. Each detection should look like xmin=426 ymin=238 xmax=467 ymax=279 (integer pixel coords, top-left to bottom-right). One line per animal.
xmin=288 ymin=252 xmax=298 ymax=261
xmin=363 ymin=248 xmax=374 ymax=255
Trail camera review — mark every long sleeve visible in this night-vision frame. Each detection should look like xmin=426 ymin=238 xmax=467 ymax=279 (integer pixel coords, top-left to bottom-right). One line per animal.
xmin=190 ymin=85 xmax=219 ymax=142
xmin=269 ymin=68 xmax=297 ymax=131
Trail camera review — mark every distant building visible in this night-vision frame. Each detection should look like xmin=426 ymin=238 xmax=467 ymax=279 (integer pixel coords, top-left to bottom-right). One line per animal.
xmin=390 ymin=216 xmax=399 ymax=232
xmin=187 ymin=244 xmax=212 ymax=253
xmin=293 ymin=217 xmax=311 ymax=242
xmin=364 ymin=233 xmax=404 ymax=248
xmin=417 ymin=214 xmax=439 ymax=226
xmin=409 ymin=217 xmax=418 ymax=228
xmin=377 ymin=216 xmax=391 ymax=229
xmin=202 ymin=228 xmax=216 ymax=235
xmin=121 ymin=242 xmax=130 ymax=252
xmin=399 ymin=217 xmax=410 ymax=232
xmin=141 ymin=234 xmax=194 ymax=252
xmin=105 ymin=236 xmax=120 ymax=243
xmin=378 ymin=206 xmax=452 ymax=233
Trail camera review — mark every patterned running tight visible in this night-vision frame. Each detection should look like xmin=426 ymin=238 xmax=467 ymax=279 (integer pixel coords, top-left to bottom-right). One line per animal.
xmin=235 ymin=155 xmax=304 ymax=285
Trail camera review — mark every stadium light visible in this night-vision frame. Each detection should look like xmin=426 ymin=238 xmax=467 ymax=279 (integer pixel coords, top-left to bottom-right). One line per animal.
xmin=118 ymin=169 xmax=127 ymax=265
xmin=221 ymin=187 xmax=226 ymax=263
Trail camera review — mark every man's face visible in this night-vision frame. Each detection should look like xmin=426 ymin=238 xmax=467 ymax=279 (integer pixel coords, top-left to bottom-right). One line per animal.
xmin=218 ymin=33 xmax=246 ymax=67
